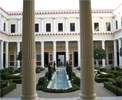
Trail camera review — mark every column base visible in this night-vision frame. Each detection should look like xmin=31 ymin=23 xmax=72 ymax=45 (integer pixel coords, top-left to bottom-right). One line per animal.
xmin=80 ymin=93 xmax=97 ymax=100
xmin=21 ymin=94 xmax=38 ymax=100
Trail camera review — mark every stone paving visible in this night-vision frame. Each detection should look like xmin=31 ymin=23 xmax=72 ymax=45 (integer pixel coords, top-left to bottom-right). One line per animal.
xmin=2 ymin=68 xmax=119 ymax=98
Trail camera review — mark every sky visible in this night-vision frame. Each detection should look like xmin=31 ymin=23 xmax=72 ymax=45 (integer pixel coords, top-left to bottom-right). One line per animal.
xmin=0 ymin=0 xmax=122 ymax=11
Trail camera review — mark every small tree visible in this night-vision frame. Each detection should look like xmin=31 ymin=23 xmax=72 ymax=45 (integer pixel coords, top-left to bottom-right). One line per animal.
xmin=94 ymin=48 xmax=106 ymax=67
xmin=17 ymin=51 xmax=22 ymax=61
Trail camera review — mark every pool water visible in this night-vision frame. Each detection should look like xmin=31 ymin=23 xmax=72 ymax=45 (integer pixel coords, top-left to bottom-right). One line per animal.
xmin=50 ymin=69 xmax=70 ymax=89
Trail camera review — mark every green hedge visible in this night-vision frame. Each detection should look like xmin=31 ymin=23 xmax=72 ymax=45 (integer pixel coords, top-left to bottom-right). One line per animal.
xmin=12 ymin=79 xmax=22 ymax=84
xmin=36 ymin=67 xmax=44 ymax=73
xmin=0 ymin=83 xmax=16 ymax=97
xmin=95 ymin=76 xmax=109 ymax=83
xmin=104 ymin=82 xmax=122 ymax=96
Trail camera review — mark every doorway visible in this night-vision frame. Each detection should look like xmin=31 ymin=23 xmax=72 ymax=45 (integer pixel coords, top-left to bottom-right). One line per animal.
xmin=74 ymin=52 xmax=78 ymax=67
xmin=44 ymin=52 xmax=49 ymax=67
xmin=56 ymin=52 xmax=65 ymax=67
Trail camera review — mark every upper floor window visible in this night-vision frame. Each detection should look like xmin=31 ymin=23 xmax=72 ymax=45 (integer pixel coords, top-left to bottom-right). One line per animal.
xmin=4 ymin=23 xmax=6 ymax=31
xmin=94 ymin=22 xmax=99 ymax=31
xmin=11 ymin=24 xmax=16 ymax=33
xmin=58 ymin=23 xmax=63 ymax=32
xmin=46 ymin=23 xmax=51 ymax=32
xmin=106 ymin=22 xmax=111 ymax=31
xmin=70 ymin=23 xmax=75 ymax=32
xmin=115 ymin=20 xmax=118 ymax=29
xmin=35 ymin=24 xmax=39 ymax=32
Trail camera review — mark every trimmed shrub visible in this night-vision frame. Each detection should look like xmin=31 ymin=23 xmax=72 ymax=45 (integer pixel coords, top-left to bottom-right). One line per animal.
xmin=36 ymin=67 xmax=44 ymax=73
xmin=0 ymin=83 xmax=16 ymax=97
xmin=72 ymin=77 xmax=80 ymax=86
xmin=12 ymin=79 xmax=22 ymax=84
xmin=104 ymin=82 xmax=122 ymax=96
xmin=99 ymin=73 xmax=114 ymax=78
xmin=95 ymin=76 xmax=109 ymax=83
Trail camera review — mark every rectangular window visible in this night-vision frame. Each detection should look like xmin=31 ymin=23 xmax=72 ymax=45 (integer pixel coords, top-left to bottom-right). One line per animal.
xmin=116 ymin=20 xmax=118 ymax=29
xmin=36 ymin=55 xmax=41 ymax=61
xmin=108 ymin=53 xmax=112 ymax=60
xmin=106 ymin=22 xmax=111 ymax=31
xmin=70 ymin=23 xmax=75 ymax=32
xmin=94 ymin=22 xmax=99 ymax=31
xmin=35 ymin=24 xmax=39 ymax=32
xmin=10 ymin=55 xmax=14 ymax=61
xmin=58 ymin=23 xmax=63 ymax=32
xmin=4 ymin=23 xmax=6 ymax=31
xmin=11 ymin=24 xmax=16 ymax=33
xmin=46 ymin=23 xmax=51 ymax=32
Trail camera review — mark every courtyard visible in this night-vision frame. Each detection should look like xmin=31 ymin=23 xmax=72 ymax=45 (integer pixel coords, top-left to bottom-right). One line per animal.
xmin=3 ymin=68 xmax=116 ymax=98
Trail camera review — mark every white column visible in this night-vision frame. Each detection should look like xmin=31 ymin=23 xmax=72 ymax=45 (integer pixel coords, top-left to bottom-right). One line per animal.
xmin=52 ymin=18 xmax=56 ymax=33
xmin=0 ymin=41 xmax=3 ymax=69
xmin=22 ymin=0 xmax=38 ymax=100
xmin=77 ymin=17 xmax=80 ymax=33
xmin=17 ymin=19 xmax=21 ymax=33
xmin=17 ymin=42 xmax=20 ymax=68
xmin=102 ymin=40 xmax=105 ymax=67
xmin=41 ymin=41 xmax=44 ymax=68
xmin=114 ymin=40 xmax=117 ymax=67
xmin=5 ymin=42 xmax=9 ymax=68
xmin=65 ymin=41 xmax=69 ymax=62
xmin=65 ymin=17 xmax=68 ymax=32
xmin=78 ymin=40 xmax=80 ymax=67
xmin=40 ymin=18 xmax=44 ymax=33
xmin=118 ymin=39 xmax=122 ymax=67
xmin=80 ymin=0 xmax=97 ymax=100
xmin=53 ymin=41 xmax=56 ymax=63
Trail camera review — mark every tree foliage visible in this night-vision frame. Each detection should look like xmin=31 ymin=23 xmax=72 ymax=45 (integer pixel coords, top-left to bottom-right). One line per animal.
xmin=17 ymin=51 xmax=22 ymax=61
xmin=94 ymin=48 xmax=106 ymax=60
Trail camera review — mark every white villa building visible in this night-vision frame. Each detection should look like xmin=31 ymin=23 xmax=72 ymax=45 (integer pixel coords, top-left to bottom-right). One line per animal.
xmin=0 ymin=4 xmax=122 ymax=69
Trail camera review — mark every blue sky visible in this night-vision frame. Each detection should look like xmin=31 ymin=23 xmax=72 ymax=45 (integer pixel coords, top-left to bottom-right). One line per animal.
xmin=0 ymin=0 xmax=122 ymax=11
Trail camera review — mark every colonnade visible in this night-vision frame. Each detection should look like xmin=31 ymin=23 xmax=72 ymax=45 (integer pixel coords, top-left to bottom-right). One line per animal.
xmin=0 ymin=39 xmax=122 ymax=69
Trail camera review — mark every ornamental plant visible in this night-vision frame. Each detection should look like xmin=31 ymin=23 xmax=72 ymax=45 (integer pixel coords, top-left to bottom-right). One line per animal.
xmin=94 ymin=48 xmax=106 ymax=67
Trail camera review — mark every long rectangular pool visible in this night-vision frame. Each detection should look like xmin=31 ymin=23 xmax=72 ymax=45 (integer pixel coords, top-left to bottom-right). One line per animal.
xmin=48 ymin=69 xmax=71 ymax=89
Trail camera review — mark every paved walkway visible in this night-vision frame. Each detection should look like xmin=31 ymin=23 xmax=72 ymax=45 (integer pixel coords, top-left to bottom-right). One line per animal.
xmin=3 ymin=68 xmax=117 ymax=98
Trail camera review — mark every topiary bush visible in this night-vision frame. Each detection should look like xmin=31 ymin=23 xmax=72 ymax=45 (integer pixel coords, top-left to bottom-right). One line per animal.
xmin=36 ymin=67 xmax=44 ymax=73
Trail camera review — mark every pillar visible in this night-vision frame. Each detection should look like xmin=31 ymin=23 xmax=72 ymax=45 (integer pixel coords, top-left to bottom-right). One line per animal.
xmin=118 ymin=39 xmax=122 ymax=67
xmin=17 ymin=42 xmax=20 ymax=68
xmin=102 ymin=40 xmax=105 ymax=67
xmin=5 ymin=42 xmax=9 ymax=68
xmin=80 ymin=0 xmax=97 ymax=100
xmin=0 ymin=41 xmax=3 ymax=69
xmin=78 ymin=40 xmax=80 ymax=67
xmin=41 ymin=41 xmax=44 ymax=68
xmin=65 ymin=41 xmax=69 ymax=62
xmin=21 ymin=0 xmax=38 ymax=100
xmin=114 ymin=40 xmax=117 ymax=67
xmin=53 ymin=41 xmax=56 ymax=65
